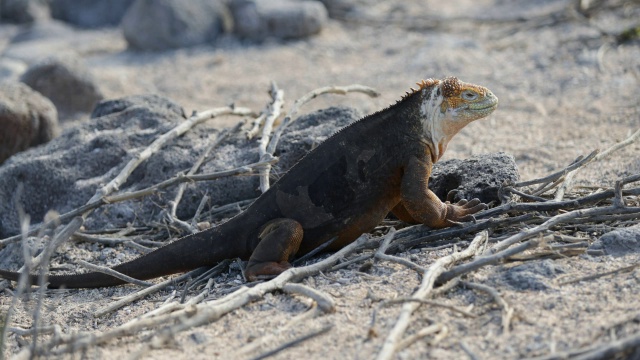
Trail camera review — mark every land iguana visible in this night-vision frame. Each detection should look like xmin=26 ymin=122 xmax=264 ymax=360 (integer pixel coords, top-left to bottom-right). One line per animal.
xmin=0 ymin=77 xmax=498 ymax=288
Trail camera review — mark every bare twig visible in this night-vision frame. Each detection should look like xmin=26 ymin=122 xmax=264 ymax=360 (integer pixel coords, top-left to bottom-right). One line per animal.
xmin=257 ymin=82 xmax=285 ymax=192
xmin=94 ymin=267 xmax=209 ymax=317
xmin=235 ymin=305 xmax=325 ymax=357
xmin=282 ymin=283 xmax=335 ymax=313
xmin=376 ymin=231 xmax=488 ymax=360
xmin=249 ymin=324 xmax=333 ymax=360
xmin=381 ymin=298 xmax=476 ymax=318
xmin=246 ymin=113 xmax=266 ymax=140
xmin=191 ymin=194 xmax=210 ymax=229
xmin=553 ymin=128 xmax=640 ymax=199
xmin=374 ymin=227 xmax=429 ymax=273
xmin=487 ymin=206 xmax=640 ymax=255
xmin=75 ymin=260 xmax=152 ymax=287
xmin=557 ymin=263 xmax=640 ymax=286
xmin=526 ymin=331 xmax=640 ymax=360
xmin=514 ymin=150 xmax=598 ymax=188
xmin=397 ymin=324 xmax=446 ymax=350
xmin=461 ymin=281 xmax=514 ymax=335
xmin=169 ymin=122 xmax=242 ymax=231
xmin=437 ymin=239 xmax=541 ymax=285
xmin=265 ymin=84 xmax=379 ymax=155
xmin=106 ymin=158 xmax=276 ymax=204
xmin=478 ymin=187 xmax=640 ymax=219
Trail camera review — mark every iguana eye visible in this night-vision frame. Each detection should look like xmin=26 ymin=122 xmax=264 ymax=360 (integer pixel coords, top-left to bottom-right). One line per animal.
xmin=461 ymin=90 xmax=478 ymax=101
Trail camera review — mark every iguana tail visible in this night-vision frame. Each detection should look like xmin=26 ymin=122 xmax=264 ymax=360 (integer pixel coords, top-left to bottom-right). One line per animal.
xmin=0 ymin=221 xmax=249 ymax=289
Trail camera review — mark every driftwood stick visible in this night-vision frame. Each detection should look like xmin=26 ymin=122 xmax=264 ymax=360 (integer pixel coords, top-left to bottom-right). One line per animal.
xmin=106 ymin=158 xmax=277 ymax=203
xmin=515 ymin=150 xmax=598 ymax=188
xmin=0 ymin=215 xmax=36 ymax=356
xmin=265 ymin=84 xmax=380 ymax=155
xmin=525 ymin=331 xmax=640 ymax=360
xmin=372 ymin=228 xmax=430 ymax=272
xmin=557 ymin=263 xmax=640 ymax=286
xmin=249 ymin=324 xmax=334 ymax=360
xmin=381 ymin=298 xmax=476 ymax=318
xmin=376 ymin=231 xmax=488 ymax=360
xmin=437 ymin=239 xmax=540 ymax=284
xmin=477 ymin=187 xmax=640 ymax=219
xmin=235 ymin=306 xmax=324 ymax=357
xmin=257 ymin=82 xmax=285 ymax=192
xmin=92 ymin=106 xmax=254 ymax=205
xmin=461 ymin=281 xmax=514 ymax=335
xmin=487 ymin=206 xmax=640 ymax=255
xmin=388 ymin=213 xmax=539 ymax=253
xmin=191 ymin=194 xmax=210 ymax=228
xmin=397 ymin=324 xmax=446 ymax=350
xmin=553 ymin=128 xmax=640 ymax=199
xmin=246 ymin=113 xmax=266 ymax=140
xmin=75 ymin=260 xmax=152 ymax=287
xmin=94 ymin=267 xmax=209 ymax=317
xmin=169 ymin=122 xmax=241 ymax=228
xmin=71 ymin=233 xmax=163 ymax=247
xmin=282 ymin=283 xmax=335 ymax=313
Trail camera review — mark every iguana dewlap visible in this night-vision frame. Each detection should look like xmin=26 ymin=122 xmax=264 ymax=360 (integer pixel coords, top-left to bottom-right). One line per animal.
xmin=0 ymin=77 xmax=498 ymax=288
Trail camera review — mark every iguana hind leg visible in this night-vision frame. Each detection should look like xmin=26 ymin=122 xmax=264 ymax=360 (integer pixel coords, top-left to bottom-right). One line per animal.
xmin=245 ymin=218 xmax=303 ymax=281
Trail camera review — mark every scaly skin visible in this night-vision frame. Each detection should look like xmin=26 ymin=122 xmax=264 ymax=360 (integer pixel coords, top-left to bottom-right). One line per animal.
xmin=0 ymin=77 xmax=498 ymax=288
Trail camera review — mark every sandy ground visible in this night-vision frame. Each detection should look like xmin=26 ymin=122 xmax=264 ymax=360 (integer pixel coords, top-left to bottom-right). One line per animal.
xmin=1 ymin=0 xmax=640 ymax=359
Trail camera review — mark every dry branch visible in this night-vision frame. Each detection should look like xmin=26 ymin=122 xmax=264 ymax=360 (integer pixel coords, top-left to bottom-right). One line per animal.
xmin=265 ymin=84 xmax=380 ymax=155
xmin=553 ymin=128 xmax=640 ymax=200
xmin=397 ymin=324 xmax=447 ymax=351
xmin=94 ymin=267 xmax=209 ymax=317
xmin=75 ymin=260 xmax=153 ymax=287
xmin=257 ymin=82 xmax=285 ymax=192
xmin=526 ymin=331 xmax=640 ymax=360
xmin=376 ymin=231 xmax=488 ymax=360
xmin=169 ymin=122 xmax=242 ymax=231
xmin=249 ymin=324 xmax=334 ymax=360
xmin=461 ymin=281 xmax=514 ymax=335
xmin=282 ymin=283 xmax=335 ymax=313
xmin=557 ymin=263 xmax=640 ymax=286
xmin=437 ymin=239 xmax=540 ymax=284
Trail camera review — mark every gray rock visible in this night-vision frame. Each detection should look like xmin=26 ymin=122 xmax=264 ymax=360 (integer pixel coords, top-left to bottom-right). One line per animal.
xmin=20 ymin=55 xmax=104 ymax=119
xmin=429 ymin=152 xmax=519 ymax=204
xmin=10 ymin=19 xmax=76 ymax=43
xmin=0 ymin=57 xmax=27 ymax=81
xmin=91 ymin=94 xmax=186 ymax=119
xmin=50 ymin=0 xmax=134 ymax=28
xmin=0 ymin=95 xmax=360 ymax=238
xmin=121 ymin=0 xmax=232 ymax=51
xmin=0 ymin=0 xmax=49 ymax=24
xmin=229 ymin=0 xmax=327 ymax=40
xmin=0 ymin=82 xmax=59 ymax=164
xmin=319 ymin=0 xmax=355 ymax=18
xmin=500 ymin=260 xmax=566 ymax=291
xmin=0 ymin=95 xmax=185 ymax=238
xmin=589 ymin=224 xmax=640 ymax=256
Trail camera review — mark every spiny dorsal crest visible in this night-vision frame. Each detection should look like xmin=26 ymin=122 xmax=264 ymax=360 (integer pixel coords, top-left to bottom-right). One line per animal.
xmin=402 ymin=78 xmax=442 ymax=100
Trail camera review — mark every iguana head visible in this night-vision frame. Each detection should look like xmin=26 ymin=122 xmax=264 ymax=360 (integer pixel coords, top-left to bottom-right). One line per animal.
xmin=414 ymin=77 xmax=498 ymax=161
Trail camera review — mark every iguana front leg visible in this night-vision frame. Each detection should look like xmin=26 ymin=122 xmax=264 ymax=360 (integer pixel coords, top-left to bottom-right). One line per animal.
xmin=398 ymin=156 xmax=486 ymax=228
xmin=244 ymin=218 xmax=303 ymax=281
